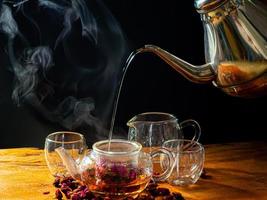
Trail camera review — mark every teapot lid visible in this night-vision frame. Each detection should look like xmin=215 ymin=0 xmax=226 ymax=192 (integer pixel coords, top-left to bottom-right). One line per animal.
xmin=194 ymin=0 xmax=229 ymax=13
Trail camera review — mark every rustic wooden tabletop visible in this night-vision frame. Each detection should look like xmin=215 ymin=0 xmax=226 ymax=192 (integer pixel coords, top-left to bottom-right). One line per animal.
xmin=0 ymin=142 xmax=267 ymax=200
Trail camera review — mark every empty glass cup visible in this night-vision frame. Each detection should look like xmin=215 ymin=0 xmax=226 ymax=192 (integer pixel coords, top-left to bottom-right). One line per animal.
xmin=44 ymin=131 xmax=87 ymax=177
xmin=161 ymin=139 xmax=205 ymax=186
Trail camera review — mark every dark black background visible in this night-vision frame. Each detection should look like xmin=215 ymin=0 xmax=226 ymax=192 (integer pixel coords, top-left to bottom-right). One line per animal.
xmin=0 ymin=0 xmax=267 ymax=148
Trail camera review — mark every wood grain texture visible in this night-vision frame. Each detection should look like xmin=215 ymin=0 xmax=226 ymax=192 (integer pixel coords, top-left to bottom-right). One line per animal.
xmin=0 ymin=142 xmax=267 ymax=200
xmin=0 ymin=148 xmax=54 ymax=200
xmin=165 ymin=142 xmax=267 ymax=200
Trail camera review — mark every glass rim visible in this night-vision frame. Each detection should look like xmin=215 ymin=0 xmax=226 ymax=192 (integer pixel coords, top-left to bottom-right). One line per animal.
xmin=127 ymin=112 xmax=178 ymax=125
xmin=162 ymin=139 xmax=204 ymax=153
xmin=93 ymin=139 xmax=142 ymax=156
xmin=45 ymin=131 xmax=85 ymax=144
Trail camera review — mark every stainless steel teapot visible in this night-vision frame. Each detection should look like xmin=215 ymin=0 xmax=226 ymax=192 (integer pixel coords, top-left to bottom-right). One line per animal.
xmin=135 ymin=0 xmax=267 ymax=97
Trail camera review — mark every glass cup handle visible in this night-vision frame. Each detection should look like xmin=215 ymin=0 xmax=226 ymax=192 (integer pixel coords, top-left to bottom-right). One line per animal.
xmin=150 ymin=148 xmax=174 ymax=182
xmin=180 ymin=119 xmax=201 ymax=142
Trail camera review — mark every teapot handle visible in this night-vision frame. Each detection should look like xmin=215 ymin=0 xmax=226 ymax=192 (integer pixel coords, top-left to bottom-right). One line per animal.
xmin=179 ymin=119 xmax=201 ymax=142
xmin=150 ymin=148 xmax=174 ymax=182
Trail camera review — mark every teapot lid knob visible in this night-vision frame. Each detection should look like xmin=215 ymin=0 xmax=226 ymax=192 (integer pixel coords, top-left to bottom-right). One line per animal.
xmin=194 ymin=0 xmax=229 ymax=13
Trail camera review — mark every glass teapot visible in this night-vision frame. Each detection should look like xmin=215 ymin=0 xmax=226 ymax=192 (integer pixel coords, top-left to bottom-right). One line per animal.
xmin=133 ymin=0 xmax=267 ymax=97
xmin=55 ymin=139 xmax=174 ymax=199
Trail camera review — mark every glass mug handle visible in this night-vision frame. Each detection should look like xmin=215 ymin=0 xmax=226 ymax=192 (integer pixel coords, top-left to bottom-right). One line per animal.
xmin=179 ymin=119 xmax=201 ymax=142
xmin=150 ymin=148 xmax=174 ymax=182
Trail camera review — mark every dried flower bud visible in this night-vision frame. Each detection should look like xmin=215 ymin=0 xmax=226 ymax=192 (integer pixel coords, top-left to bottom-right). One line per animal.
xmin=71 ymin=193 xmax=81 ymax=200
xmin=53 ymin=177 xmax=61 ymax=188
xmin=172 ymin=192 xmax=185 ymax=200
xmin=200 ymin=169 xmax=212 ymax=179
xmin=55 ymin=189 xmax=63 ymax=200
xmin=163 ymin=195 xmax=175 ymax=200
xmin=157 ymin=188 xmax=170 ymax=196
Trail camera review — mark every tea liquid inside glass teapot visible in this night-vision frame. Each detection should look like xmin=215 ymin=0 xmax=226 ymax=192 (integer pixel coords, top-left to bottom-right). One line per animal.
xmin=126 ymin=0 xmax=267 ymax=97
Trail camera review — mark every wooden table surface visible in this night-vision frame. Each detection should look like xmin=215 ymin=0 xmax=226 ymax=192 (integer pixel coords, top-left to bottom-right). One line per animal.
xmin=0 ymin=142 xmax=267 ymax=200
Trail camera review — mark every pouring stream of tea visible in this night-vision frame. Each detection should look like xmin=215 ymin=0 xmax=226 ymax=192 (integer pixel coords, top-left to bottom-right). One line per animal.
xmin=108 ymin=49 xmax=142 ymax=150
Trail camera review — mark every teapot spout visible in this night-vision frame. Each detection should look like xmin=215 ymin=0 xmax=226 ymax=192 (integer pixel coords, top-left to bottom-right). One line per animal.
xmin=55 ymin=147 xmax=81 ymax=180
xmin=137 ymin=45 xmax=215 ymax=83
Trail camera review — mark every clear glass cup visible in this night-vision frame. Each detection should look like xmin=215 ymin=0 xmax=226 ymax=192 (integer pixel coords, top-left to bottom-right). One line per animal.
xmin=161 ymin=139 xmax=205 ymax=186
xmin=44 ymin=131 xmax=87 ymax=177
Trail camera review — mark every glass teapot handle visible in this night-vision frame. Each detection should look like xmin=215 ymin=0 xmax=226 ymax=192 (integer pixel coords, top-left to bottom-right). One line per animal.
xmin=150 ymin=148 xmax=174 ymax=182
xmin=179 ymin=119 xmax=201 ymax=142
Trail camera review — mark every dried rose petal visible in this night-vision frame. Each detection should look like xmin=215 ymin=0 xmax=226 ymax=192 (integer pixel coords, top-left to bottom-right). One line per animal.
xmin=163 ymin=195 xmax=175 ymax=200
xmin=71 ymin=193 xmax=81 ymax=200
xmin=55 ymin=189 xmax=63 ymax=200
xmin=138 ymin=193 xmax=154 ymax=200
xmin=65 ymin=191 xmax=72 ymax=199
xmin=146 ymin=183 xmax=158 ymax=190
xmin=85 ymin=190 xmax=95 ymax=199
xmin=53 ymin=177 xmax=61 ymax=188
xmin=43 ymin=191 xmax=50 ymax=195
xmin=61 ymin=185 xmax=72 ymax=195
xmin=77 ymin=185 xmax=87 ymax=191
xmin=147 ymin=188 xmax=159 ymax=196
xmin=200 ymin=169 xmax=212 ymax=179
xmin=157 ymin=188 xmax=170 ymax=196
xmin=77 ymin=190 xmax=86 ymax=198
xmin=128 ymin=169 xmax=137 ymax=180
xmin=172 ymin=192 xmax=185 ymax=200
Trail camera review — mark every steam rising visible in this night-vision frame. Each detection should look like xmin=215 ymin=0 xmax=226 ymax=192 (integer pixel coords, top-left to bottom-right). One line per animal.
xmin=0 ymin=5 xmax=18 ymax=38
xmin=12 ymin=46 xmax=53 ymax=103
xmin=0 ymin=0 xmax=128 ymax=141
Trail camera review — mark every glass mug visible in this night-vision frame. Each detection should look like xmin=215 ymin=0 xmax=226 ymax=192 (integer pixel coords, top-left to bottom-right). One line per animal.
xmin=44 ymin=131 xmax=87 ymax=177
xmin=127 ymin=112 xmax=201 ymax=152
xmin=74 ymin=139 xmax=173 ymax=199
xmin=161 ymin=139 xmax=205 ymax=186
